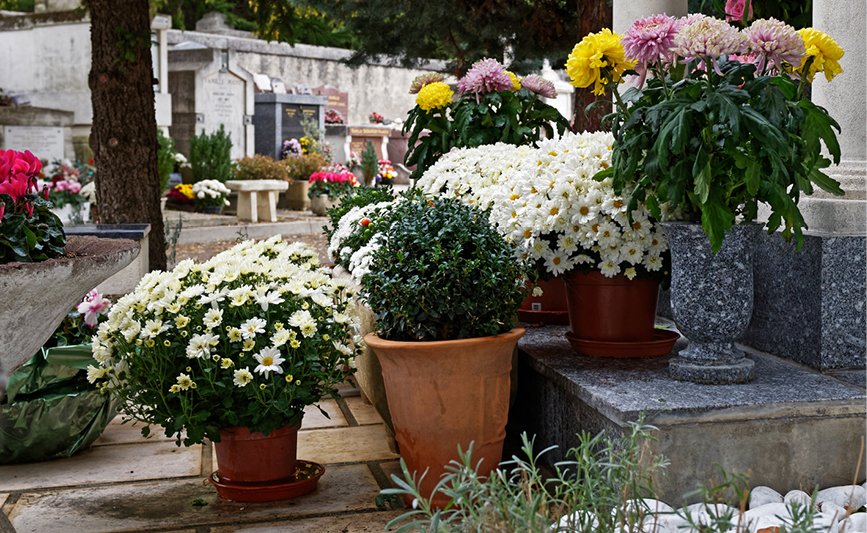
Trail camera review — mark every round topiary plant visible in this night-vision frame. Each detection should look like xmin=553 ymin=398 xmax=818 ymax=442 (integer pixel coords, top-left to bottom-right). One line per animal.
xmin=361 ymin=196 xmax=526 ymax=342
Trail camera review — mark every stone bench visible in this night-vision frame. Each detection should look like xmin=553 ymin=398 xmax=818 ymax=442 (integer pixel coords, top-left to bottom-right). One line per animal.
xmin=225 ymin=180 xmax=289 ymax=223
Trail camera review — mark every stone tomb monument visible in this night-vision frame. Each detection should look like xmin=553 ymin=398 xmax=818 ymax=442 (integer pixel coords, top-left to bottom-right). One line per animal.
xmin=0 ymin=106 xmax=74 ymax=160
xmin=167 ymin=46 xmax=254 ymax=160
xmin=252 ymin=94 xmax=326 ymax=160
xmin=348 ymin=125 xmax=390 ymax=161
xmin=311 ymin=85 xmax=349 ymax=124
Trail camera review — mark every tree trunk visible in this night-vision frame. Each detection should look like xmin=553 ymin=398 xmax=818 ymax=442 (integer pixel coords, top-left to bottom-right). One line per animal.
xmin=572 ymin=0 xmax=613 ymax=132
xmin=89 ymin=0 xmax=167 ymax=272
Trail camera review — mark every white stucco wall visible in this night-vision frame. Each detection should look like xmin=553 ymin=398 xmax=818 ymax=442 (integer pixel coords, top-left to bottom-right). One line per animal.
xmin=165 ymin=30 xmax=449 ymax=126
xmin=0 ymin=20 xmax=92 ymax=124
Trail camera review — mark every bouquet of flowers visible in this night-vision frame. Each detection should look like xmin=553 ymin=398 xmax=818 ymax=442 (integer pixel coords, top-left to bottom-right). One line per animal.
xmin=369 ymin=112 xmax=384 ymax=124
xmin=403 ymin=61 xmax=570 ymax=180
xmin=307 ymin=170 xmax=359 ymax=200
xmin=573 ymin=15 xmax=845 ymax=251
xmin=192 ymin=179 xmax=231 ymax=208
xmin=325 ymin=110 xmax=344 ymax=124
xmin=418 ymin=132 xmax=671 ymax=282
xmin=375 ymin=160 xmax=396 ymax=187
xmin=346 ymin=151 xmax=362 ymax=170
xmin=87 ymin=238 xmax=360 ymax=446
xmin=166 ymin=183 xmax=195 ymax=205
xmin=0 ymin=149 xmax=66 ymax=263
xmin=281 ymin=139 xmax=304 ymax=159
xmin=40 ymin=158 xmax=95 ymax=209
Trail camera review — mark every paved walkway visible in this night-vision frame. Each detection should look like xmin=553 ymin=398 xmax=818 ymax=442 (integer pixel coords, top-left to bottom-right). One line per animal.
xmin=2 ymin=208 xmax=410 ymax=532
xmin=1 ymin=381 xmax=407 ymax=532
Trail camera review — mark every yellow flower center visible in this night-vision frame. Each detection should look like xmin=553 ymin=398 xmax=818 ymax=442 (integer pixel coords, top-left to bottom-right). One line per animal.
xmin=553 ymin=257 xmax=561 ymax=265
xmin=262 ymin=356 xmax=273 ymax=366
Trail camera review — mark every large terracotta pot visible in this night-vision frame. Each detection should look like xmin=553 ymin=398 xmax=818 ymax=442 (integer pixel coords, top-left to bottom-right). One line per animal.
xmin=563 ymin=270 xmax=659 ymax=342
xmin=283 ymin=180 xmax=310 ymax=211
xmin=364 ymin=327 xmax=525 ymax=509
xmin=214 ymin=423 xmax=300 ymax=485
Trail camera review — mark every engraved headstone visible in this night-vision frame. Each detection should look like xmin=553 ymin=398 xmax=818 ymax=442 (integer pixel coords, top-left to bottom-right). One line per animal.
xmin=312 ymin=85 xmax=349 ymax=124
xmin=253 ymin=94 xmax=326 ymax=160
xmin=3 ymin=126 xmax=64 ymax=160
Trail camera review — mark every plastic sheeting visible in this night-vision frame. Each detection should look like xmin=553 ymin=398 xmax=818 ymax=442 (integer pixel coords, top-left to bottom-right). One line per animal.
xmin=0 ymin=345 xmax=117 ymax=464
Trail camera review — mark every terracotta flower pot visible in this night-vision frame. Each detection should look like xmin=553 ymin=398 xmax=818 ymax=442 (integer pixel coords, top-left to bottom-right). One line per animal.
xmin=519 ymin=276 xmax=569 ymax=325
xmin=364 ymin=327 xmax=525 ymax=509
xmin=563 ymin=270 xmax=660 ymax=343
xmin=214 ymin=423 xmax=300 ymax=485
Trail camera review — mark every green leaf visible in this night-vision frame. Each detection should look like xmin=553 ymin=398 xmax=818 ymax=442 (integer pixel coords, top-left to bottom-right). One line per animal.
xmin=701 ymin=191 xmax=736 ymax=254
xmin=807 ymin=162 xmax=845 ymax=197
xmin=744 ymin=159 xmax=761 ymax=196
xmin=22 ymin=225 xmax=37 ymax=250
xmin=692 ymin=145 xmax=712 ymax=204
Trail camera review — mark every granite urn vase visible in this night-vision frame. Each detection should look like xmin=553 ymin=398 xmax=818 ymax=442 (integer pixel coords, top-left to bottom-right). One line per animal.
xmin=662 ymin=222 xmax=759 ymax=384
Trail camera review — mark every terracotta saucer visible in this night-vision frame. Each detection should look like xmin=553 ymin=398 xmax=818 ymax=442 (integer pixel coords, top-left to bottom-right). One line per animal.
xmin=207 ymin=460 xmax=325 ymax=502
xmin=565 ymin=329 xmax=680 ymax=358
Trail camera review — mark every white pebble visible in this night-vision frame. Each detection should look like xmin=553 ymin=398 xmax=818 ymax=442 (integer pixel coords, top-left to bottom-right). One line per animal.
xmin=817 ymin=486 xmax=867 ymax=511
xmin=784 ymin=489 xmax=813 ymax=509
xmin=750 ymin=486 xmax=784 ymax=508
xmin=830 ymin=512 xmax=867 ymax=533
xmin=821 ymin=501 xmax=848 ymax=522
xmin=683 ymin=502 xmax=740 ymax=527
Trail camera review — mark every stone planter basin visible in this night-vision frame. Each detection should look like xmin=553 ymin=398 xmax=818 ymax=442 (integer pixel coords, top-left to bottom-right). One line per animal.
xmin=0 ymin=235 xmax=140 ymax=375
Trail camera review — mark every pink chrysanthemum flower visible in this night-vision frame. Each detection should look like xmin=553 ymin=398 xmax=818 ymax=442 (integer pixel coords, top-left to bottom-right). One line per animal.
xmin=744 ymin=18 xmax=805 ymax=74
xmin=520 ymin=74 xmax=557 ymax=98
xmin=458 ymin=58 xmax=514 ymax=99
xmin=674 ymin=14 xmax=748 ymax=73
xmin=409 ymin=72 xmax=446 ymax=94
xmin=621 ymin=13 xmax=683 ymax=87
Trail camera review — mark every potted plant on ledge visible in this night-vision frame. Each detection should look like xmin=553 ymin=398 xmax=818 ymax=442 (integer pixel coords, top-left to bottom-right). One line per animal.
xmin=580 ymin=15 xmax=845 ymax=383
xmin=87 ymin=237 xmax=359 ymax=501
xmin=307 ymin=166 xmax=359 ymax=216
xmin=192 ymin=179 xmax=231 ymax=215
xmin=360 ymin=195 xmax=527 ymax=509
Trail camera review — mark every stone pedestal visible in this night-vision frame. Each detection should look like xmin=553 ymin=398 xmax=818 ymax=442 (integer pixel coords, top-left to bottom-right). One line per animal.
xmin=225 ymin=179 xmax=288 ymax=223
xmin=742 ymin=231 xmax=866 ymax=373
xmin=509 ymin=325 xmax=866 ymax=506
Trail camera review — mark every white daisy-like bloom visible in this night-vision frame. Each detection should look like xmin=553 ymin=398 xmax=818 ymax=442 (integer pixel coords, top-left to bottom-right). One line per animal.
xmin=141 ymin=318 xmax=169 ymax=340
xmin=571 ymin=195 xmax=599 ymax=225
xmin=240 ymin=317 xmax=267 ymax=340
xmin=254 ymin=346 xmax=285 ymax=378
xmin=624 ymin=266 xmax=638 ymax=280
xmin=332 ymin=340 xmax=353 ymax=356
xmin=199 ymin=288 xmax=228 ymax=306
xmin=644 ymin=254 xmax=664 ymax=272
xmin=255 ymin=291 xmax=285 ymax=312
xmin=186 ymin=332 xmax=219 ymax=359
xmin=86 ymin=364 xmax=110 ymax=383
xmin=176 ymin=373 xmax=193 ymax=390
xmin=300 ymin=322 xmax=317 ymax=338
xmin=227 ymin=285 xmax=254 ymax=307
xmin=557 ymin=233 xmax=579 ymax=255
xmin=648 ymin=230 xmax=668 ymax=255
xmin=599 ymin=258 xmax=621 ymax=277
xmin=233 ymin=367 xmax=254 ymax=387
xmin=543 ymin=247 xmax=573 ymax=276
xmin=288 ymin=309 xmax=314 ymax=329
xmin=271 ymin=328 xmax=292 ymax=347
xmin=618 ymin=242 xmax=646 ymax=265
xmin=203 ymin=308 xmax=223 ymax=330
xmin=121 ymin=321 xmax=141 ymax=343
xmin=595 ymin=220 xmax=622 ymax=249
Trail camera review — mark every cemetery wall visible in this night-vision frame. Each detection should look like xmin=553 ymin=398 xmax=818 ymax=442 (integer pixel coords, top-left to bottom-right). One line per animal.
xmin=165 ymin=30 xmax=448 ymax=126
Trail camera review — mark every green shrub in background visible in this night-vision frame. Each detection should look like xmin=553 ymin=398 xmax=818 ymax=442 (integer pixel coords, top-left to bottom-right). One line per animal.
xmin=283 ymin=152 xmax=325 ymax=181
xmin=235 ymin=154 xmax=289 ymax=181
xmin=156 ymin=129 xmax=176 ymax=194
xmin=190 ymin=125 xmax=233 ymax=183
xmin=360 ymin=140 xmax=379 ymax=186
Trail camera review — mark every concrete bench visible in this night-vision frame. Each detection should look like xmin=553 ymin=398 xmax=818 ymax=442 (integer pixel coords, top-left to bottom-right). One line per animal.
xmin=225 ymin=180 xmax=289 ymax=223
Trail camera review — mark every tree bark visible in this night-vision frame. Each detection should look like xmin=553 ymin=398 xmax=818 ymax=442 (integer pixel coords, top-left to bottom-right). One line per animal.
xmin=572 ymin=0 xmax=613 ymax=132
xmin=89 ymin=0 xmax=166 ymax=272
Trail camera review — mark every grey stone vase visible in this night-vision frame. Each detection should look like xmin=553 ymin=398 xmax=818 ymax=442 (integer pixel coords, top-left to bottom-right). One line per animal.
xmin=662 ymin=222 xmax=760 ymax=384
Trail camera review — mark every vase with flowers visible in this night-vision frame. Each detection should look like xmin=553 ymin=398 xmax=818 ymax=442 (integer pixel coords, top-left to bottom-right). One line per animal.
xmin=572 ymin=15 xmax=844 ymax=381
xmin=306 ymin=169 xmax=359 ymax=215
xmin=417 ymin=131 xmax=677 ymax=356
xmin=359 ymin=194 xmax=527 ymax=509
xmin=88 ymin=237 xmax=359 ymax=500
xmin=192 ymin=179 xmax=231 ymax=214
xmin=403 ymin=60 xmax=571 ymax=181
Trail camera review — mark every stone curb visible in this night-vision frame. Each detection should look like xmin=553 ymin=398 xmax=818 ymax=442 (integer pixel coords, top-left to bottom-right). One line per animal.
xmin=177 ymin=219 xmax=327 ymax=244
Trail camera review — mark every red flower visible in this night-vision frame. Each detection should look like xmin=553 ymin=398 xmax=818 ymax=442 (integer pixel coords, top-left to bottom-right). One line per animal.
xmin=361 ymin=218 xmax=371 ymax=227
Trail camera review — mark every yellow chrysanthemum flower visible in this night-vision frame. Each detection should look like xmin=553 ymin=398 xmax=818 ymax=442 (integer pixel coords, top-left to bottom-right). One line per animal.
xmin=416 ymin=82 xmax=454 ymax=112
xmin=506 ymin=71 xmax=521 ymax=91
xmin=566 ymin=29 xmax=635 ymax=96
xmin=796 ymin=28 xmax=844 ymax=82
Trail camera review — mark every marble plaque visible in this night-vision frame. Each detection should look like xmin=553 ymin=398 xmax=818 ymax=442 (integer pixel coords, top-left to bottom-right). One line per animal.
xmin=3 ymin=126 xmax=64 ymax=160
xmin=202 ymin=71 xmax=246 ymax=159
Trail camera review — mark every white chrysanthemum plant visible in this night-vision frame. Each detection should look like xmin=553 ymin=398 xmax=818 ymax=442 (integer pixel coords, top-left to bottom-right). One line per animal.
xmin=191 ymin=179 xmax=231 ymax=208
xmin=87 ymin=236 xmax=362 ymax=446
xmin=418 ymin=131 xmax=679 ymax=284
xmin=327 ymin=197 xmax=405 ymax=282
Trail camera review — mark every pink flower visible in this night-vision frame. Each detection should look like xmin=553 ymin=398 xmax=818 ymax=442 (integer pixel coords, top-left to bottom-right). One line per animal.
xmin=0 ymin=172 xmax=34 ymax=202
xmin=76 ymin=290 xmax=112 ymax=327
xmin=458 ymin=58 xmax=514 ymax=99
xmin=744 ymin=18 xmax=805 ymax=74
xmin=54 ymin=180 xmax=69 ymax=192
xmin=409 ymin=72 xmax=446 ymax=94
xmin=725 ymin=0 xmax=754 ymax=23
xmin=68 ymin=181 xmax=82 ymax=194
xmin=520 ymin=74 xmax=557 ymax=98
xmin=675 ymin=14 xmax=748 ymax=73
xmin=622 ymin=14 xmax=683 ymax=87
